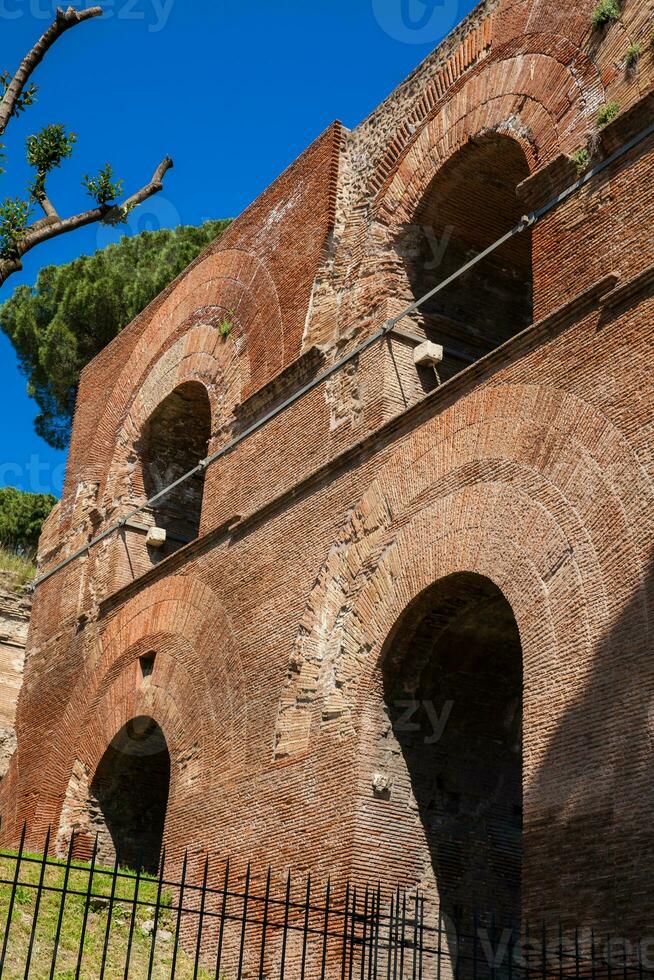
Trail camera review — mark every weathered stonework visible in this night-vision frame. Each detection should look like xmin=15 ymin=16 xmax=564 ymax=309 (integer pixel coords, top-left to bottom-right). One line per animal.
xmin=3 ymin=0 xmax=654 ymax=939
xmin=0 ymin=575 xmax=30 ymax=778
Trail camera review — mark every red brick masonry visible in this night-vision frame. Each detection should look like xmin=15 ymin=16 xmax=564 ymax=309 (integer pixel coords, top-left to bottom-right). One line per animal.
xmin=2 ymin=0 xmax=653 ymax=938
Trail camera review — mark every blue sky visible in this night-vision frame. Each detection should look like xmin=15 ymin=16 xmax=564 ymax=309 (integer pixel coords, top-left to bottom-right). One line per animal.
xmin=0 ymin=0 xmax=478 ymax=496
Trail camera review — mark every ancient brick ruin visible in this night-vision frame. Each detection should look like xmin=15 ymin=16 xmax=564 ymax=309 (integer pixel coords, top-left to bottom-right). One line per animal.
xmin=0 ymin=576 xmax=30 ymax=779
xmin=2 ymin=0 xmax=654 ymax=938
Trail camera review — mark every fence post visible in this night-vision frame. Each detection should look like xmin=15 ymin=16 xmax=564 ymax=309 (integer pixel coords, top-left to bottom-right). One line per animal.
xmin=299 ymin=873 xmax=310 ymax=980
xmin=373 ymin=884 xmax=381 ymax=980
xmin=123 ymin=854 xmax=144 ymax=980
xmin=50 ymin=830 xmax=76 ymax=980
xmin=171 ymin=850 xmax=188 ymax=980
xmin=258 ymin=866 xmax=272 ymax=980
xmin=24 ymin=824 xmax=52 ymax=977
xmin=99 ymin=846 xmax=121 ymax=980
xmin=0 ymin=821 xmax=27 ymax=974
xmin=147 ymin=847 xmax=167 ymax=979
xmin=435 ymin=905 xmax=443 ymax=980
xmin=321 ymin=878 xmax=331 ymax=980
xmin=349 ymin=887 xmax=358 ymax=980
xmin=341 ymin=882 xmax=351 ymax=980
xmin=214 ymin=856 xmax=229 ymax=979
xmin=237 ymin=862 xmax=251 ymax=980
xmin=280 ymin=870 xmax=292 ymax=980
xmin=399 ymin=890 xmax=407 ymax=980
xmin=193 ymin=854 xmax=210 ymax=980
xmin=75 ymin=833 xmax=98 ymax=980
xmin=387 ymin=892 xmax=396 ymax=980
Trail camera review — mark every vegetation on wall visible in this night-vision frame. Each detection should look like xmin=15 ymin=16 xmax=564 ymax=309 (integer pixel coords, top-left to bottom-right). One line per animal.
xmin=0 ymin=220 xmax=231 ymax=449
xmin=570 ymin=148 xmax=591 ymax=176
xmin=625 ymin=42 xmax=643 ymax=70
xmin=596 ymin=101 xmax=620 ymax=129
xmin=591 ymin=0 xmax=621 ymax=29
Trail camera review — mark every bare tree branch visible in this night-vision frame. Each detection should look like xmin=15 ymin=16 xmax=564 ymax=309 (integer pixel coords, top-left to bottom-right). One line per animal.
xmin=0 ymin=6 xmax=103 ymax=135
xmin=37 ymin=194 xmax=60 ymax=220
xmin=0 ymin=156 xmax=174 ymax=287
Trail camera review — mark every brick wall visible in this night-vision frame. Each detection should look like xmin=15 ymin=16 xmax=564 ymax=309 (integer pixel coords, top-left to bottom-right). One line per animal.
xmin=2 ymin=0 xmax=654 ymax=939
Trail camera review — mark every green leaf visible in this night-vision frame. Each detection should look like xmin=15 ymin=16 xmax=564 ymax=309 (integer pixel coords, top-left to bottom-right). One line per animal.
xmin=82 ymin=163 xmax=123 ymax=207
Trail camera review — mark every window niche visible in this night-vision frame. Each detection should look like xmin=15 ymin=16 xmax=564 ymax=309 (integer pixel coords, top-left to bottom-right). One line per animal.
xmin=138 ymin=381 xmax=211 ymax=556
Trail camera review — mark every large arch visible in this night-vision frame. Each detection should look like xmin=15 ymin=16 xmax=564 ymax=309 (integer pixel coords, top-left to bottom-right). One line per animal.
xmin=61 ymin=249 xmax=273 ymax=515
xmin=379 ymin=572 xmax=523 ymax=921
xmin=18 ymin=576 xmax=246 ymax=854
xmin=395 ymin=130 xmax=533 ymax=380
xmin=324 ymin=35 xmax=607 ymax=345
xmin=273 ymin=380 xmax=653 ymax=921
xmin=90 ymin=716 xmax=170 ymax=873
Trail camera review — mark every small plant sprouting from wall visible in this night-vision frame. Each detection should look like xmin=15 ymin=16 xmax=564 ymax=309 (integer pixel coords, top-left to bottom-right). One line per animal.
xmin=591 ymin=0 xmax=621 ymax=29
xmin=625 ymin=42 xmax=643 ymax=71
xmin=596 ymin=101 xmax=620 ymax=129
xmin=570 ymin=148 xmax=591 ymax=176
xmin=218 ymin=311 xmax=236 ymax=339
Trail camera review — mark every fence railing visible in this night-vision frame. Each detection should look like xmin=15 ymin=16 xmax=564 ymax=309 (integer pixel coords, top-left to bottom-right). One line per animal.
xmin=0 ymin=826 xmax=651 ymax=979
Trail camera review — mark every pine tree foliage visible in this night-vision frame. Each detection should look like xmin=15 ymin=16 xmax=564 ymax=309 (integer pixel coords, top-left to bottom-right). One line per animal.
xmin=1 ymin=220 xmax=231 ymax=448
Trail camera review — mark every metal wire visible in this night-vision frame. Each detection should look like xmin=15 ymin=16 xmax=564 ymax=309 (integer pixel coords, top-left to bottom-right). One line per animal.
xmin=30 ymin=116 xmax=654 ymax=591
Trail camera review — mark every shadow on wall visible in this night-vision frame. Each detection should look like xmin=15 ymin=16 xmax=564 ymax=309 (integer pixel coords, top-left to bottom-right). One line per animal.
xmin=382 ymin=573 xmax=523 ymax=925
xmin=138 ymin=381 xmax=211 ymax=554
xmin=90 ymin=716 xmax=170 ymax=874
xmin=396 ymin=133 xmax=533 ymax=382
xmin=524 ymin=548 xmax=654 ymax=936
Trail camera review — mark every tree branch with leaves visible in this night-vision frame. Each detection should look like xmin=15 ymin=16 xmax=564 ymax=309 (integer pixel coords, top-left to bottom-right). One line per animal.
xmin=0 ymin=5 xmax=173 ymax=287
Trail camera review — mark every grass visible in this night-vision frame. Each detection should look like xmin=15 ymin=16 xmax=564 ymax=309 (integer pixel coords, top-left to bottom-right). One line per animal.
xmin=0 ymin=850 xmax=214 ymax=978
xmin=218 ymin=312 xmax=235 ymax=339
xmin=625 ymin=41 xmax=643 ymax=69
xmin=596 ymin=100 xmax=620 ymax=129
xmin=570 ymin=148 xmax=591 ymax=176
xmin=0 ymin=548 xmax=35 ymax=589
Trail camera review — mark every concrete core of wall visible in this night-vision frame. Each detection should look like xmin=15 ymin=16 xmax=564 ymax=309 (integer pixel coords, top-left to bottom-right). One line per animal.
xmin=0 ymin=575 xmax=31 ymax=779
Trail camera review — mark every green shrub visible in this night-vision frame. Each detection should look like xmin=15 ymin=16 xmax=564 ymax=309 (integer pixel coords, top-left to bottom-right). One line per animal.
xmin=625 ymin=42 xmax=643 ymax=68
xmin=0 ymin=487 xmax=56 ymax=559
xmin=218 ymin=311 xmax=235 ymax=339
xmin=596 ymin=101 xmax=620 ymax=129
xmin=591 ymin=0 xmax=621 ymax=28
xmin=570 ymin=148 xmax=591 ymax=175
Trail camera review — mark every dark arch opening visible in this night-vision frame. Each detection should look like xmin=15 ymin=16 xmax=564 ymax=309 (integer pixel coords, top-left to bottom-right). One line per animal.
xmin=382 ymin=573 xmax=523 ymax=922
xmin=140 ymin=381 xmax=211 ymax=554
xmin=90 ymin=716 xmax=170 ymax=873
xmin=397 ymin=133 xmax=532 ymax=382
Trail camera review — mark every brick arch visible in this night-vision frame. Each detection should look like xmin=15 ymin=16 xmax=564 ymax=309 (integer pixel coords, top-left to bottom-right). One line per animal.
xmin=102 ymin=323 xmax=243 ymax=512
xmin=372 ymin=34 xmax=605 ymax=218
xmin=74 ymin=249 xmax=281 ymax=506
xmin=334 ymin=36 xmax=605 ymax=330
xmin=273 ymin=383 xmax=651 ymax=760
xmin=53 ymin=643 xmax=206 ymax=858
xmin=26 ymin=575 xmax=247 ymax=844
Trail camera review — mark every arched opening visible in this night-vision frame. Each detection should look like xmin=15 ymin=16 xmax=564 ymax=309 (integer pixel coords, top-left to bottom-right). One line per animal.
xmin=140 ymin=381 xmax=211 ymax=554
xmin=90 ymin=716 xmax=170 ymax=872
xmin=397 ymin=133 xmax=532 ymax=382
xmin=381 ymin=573 xmax=523 ymax=921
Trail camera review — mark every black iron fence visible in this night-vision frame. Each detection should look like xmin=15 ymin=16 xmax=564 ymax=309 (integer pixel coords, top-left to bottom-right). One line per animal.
xmin=0 ymin=826 xmax=651 ymax=979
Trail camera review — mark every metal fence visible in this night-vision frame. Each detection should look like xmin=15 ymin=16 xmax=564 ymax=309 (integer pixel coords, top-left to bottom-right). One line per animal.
xmin=0 ymin=826 xmax=651 ymax=979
